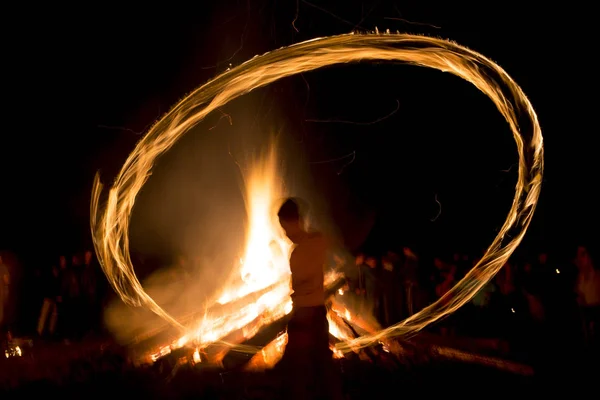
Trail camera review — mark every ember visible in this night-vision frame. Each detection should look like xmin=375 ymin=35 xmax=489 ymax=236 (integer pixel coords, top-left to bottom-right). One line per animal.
xmin=4 ymin=345 xmax=21 ymax=359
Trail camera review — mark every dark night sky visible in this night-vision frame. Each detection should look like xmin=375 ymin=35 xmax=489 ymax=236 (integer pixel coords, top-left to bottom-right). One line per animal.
xmin=1 ymin=1 xmax=597 ymax=264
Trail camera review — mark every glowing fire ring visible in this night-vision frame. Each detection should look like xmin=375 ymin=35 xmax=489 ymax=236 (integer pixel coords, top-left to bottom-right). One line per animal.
xmin=91 ymin=32 xmax=543 ymax=353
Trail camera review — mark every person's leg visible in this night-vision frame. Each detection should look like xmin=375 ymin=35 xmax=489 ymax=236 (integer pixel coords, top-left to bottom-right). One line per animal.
xmin=49 ymin=300 xmax=58 ymax=336
xmin=382 ymin=290 xmax=392 ymax=327
xmin=281 ymin=311 xmax=314 ymax=400
xmin=313 ymin=307 xmax=343 ymax=400
xmin=37 ymin=298 xmax=51 ymax=336
xmin=64 ymin=300 xmax=76 ymax=341
xmin=585 ymin=305 xmax=600 ymax=348
xmin=0 ymin=300 xmax=4 ymax=342
xmin=405 ymin=282 xmax=413 ymax=317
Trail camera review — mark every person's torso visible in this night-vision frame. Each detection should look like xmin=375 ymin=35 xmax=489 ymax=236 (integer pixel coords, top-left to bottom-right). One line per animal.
xmin=62 ymin=269 xmax=81 ymax=298
xmin=43 ymin=273 xmax=61 ymax=298
xmin=380 ymin=266 xmax=396 ymax=291
xmin=289 ymin=233 xmax=327 ymax=308
xmin=577 ymin=270 xmax=600 ymax=306
xmin=402 ymin=258 xmax=419 ymax=282
xmin=81 ymin=265 xmax=97 ymax=293
xmin=0 ymin=263 xmax=9 ymax=291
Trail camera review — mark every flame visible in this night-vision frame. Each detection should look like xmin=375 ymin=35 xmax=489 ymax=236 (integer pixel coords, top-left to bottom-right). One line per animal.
xmin=92 ymin=33 xmax=543 ymax=359
xmin=146 ymin=143 xmax=293 ymax=362
xmin=192 ymin=349 xmax=201 ymax=364
xmin=331 ymin=346 xmax=345 ymax=359
xmin=219 ymin=144 xmax=292 ymax=304
xmin=181 ymin=144 xmax=294 ymax=352
xmin=245 ymin=331 xmax=289 ymax=371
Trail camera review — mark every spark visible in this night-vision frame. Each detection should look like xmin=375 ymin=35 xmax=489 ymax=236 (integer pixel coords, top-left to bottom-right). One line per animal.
xmin=92 ymin=33 xmax=544 ymax=355
xmin=387 ymin=5 xmax=441 ymax=30
xmin=430 ymin=193 xmax=442 ymax=222
xmin=383 ymin=17 xmax=441 ymax=30
xmin=200 ymin=0 xmax=250 ymax=71
xmin=301 ymin=1 xmax=364 ymax=30
xmin=309 ymin=150 xmax=356 ymax=175
xmin=97 ymin=104 xmax=162 ymax=135
xmin=306 ymin=99 xmax=400 ymax=125
xmin=208 ymin=109 xmax=233 ymax=130
xmin=309 ymin=151 xmax=356 ymax=165
xmin=96 ymin=124 xmax=148 ymax=135
xmin=292 ymin=0 xmax=300 ymax=32
xmin=352 ymin=2 xmax=379 ymax=32
xmin=227 ymin=142 xmax=242 ymax=172
xmin=300 ymin=74 xmax=310 ymax=108
xmin=501 ymin=163 xmax=517 ymax=173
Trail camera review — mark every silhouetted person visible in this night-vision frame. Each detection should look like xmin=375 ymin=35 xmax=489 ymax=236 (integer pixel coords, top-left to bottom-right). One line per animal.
xmin=0 ymin=256 xmax=10 ymax=340
xmin=575 ymin=245 xmax=600 ymax=347
xmin=60 ymin=254 xmax=82 ymax=340
xmin=381 ymin=251 xmax=401 ymax=325
xmin=402 ymin=247 xmax=419 ymax=317
xmin=81 ymin=250 xmax=99 ymax=335
xmin=362 ymin=256 xmax=380 ymax=318
xmin=276 ymin=198 xmax=342 ymax=400
xmin=37 ymin=262 xmax=61 ymax=337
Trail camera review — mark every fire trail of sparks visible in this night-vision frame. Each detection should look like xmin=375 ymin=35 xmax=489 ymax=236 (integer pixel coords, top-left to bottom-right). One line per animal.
xmin=91 ymin=32 xmax=543 ymax=354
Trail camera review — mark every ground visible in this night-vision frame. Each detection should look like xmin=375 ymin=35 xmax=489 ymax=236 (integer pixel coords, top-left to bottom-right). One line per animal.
xmin=0 ymin=333 xmax=590 ymax=399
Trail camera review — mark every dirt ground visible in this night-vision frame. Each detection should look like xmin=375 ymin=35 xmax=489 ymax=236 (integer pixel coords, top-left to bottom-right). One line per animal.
xmin=1 ymin=332 xmax=591 ymax=399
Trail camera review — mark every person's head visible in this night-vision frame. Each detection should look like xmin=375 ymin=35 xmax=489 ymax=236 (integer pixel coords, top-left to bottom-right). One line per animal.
xmin=355 ymin=253 xmax=365 ymax=266
xmin=72 ymin=254 xmax=81 ymax=266
xmin=403 ymin=247 xmax=415 ymax=258
xmin=382 ymin=255 xmax=394 ymax=271
xmin=575 ymin=245 xmax=594 ymax=271
xmin=277 ymin=198 xmax=304 ymax=243
xmin=84 ymin=250 xmax=93 ymax=265
xmin=538 ymin=252 xmax=548 ymax=265
xmin=59 ymin=255 xmax=67 ymax=269
xmin=365 ymin=257 xmax=377 ymax=268
xmin=576 ymin=245 xmax=587 ymax=259
xmin=386 ymin=251 xmax=400 ymax=263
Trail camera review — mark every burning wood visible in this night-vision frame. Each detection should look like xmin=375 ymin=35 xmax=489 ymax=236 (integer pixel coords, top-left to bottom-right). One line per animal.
xmin=142 ymin=275 xmax=348 ymax=366
xmin=130 ymin=281 xmax=287 ymax=349
xmin=137 ymin=269 xmax=535 ymax=380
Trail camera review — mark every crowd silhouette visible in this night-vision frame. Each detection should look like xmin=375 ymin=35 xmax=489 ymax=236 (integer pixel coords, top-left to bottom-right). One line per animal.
xmin=1 ymin=242 xmax=598 ymax=355
xmin=345 ymin=243 xmax=598 ymax=358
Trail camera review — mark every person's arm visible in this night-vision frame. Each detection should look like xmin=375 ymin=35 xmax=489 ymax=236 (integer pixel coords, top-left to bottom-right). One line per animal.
xmin=573 ymin=273 xmax=584 ymax=305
